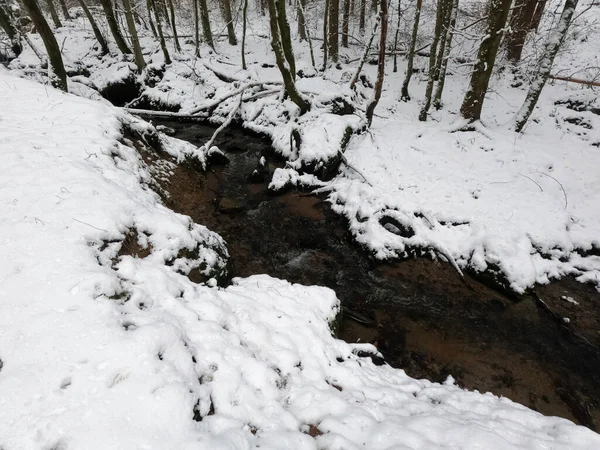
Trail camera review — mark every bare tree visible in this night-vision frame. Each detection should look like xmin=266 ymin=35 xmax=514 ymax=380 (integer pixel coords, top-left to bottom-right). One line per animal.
xmin=505 ymin=0 xmax=537 ymax=63
xmin=328 ymin=0 xmax=339 ymax=62
xmin=459 ymin=0 xmax=512 ymax=123
xmin=22 ymin=0 xmax=68 ymax=91
xmin=221 ymin=0 xmax=237 ymax=45
xmin=77 ymin=0 xmax=109 ymax=55
xmin=46 ymin=0 xmax=62 ymax=27
xmin=122 ymin=0 xmax=146 ymax=70
xmin=322 ymin=0 xmax=329 ymax=66
xmin=0 ymin=1 xmax=22 ymax=56
xmin=392 ymin=0 xmax=401 ymax=72
xmin=242 ymin=0 xmax=248 ymax=67
xmin=199 ymin=0 xmax=214 ymax=49
xmin=57 ymin=0 xmax=71 ymax=20
xmin=400 ymin=0 xmax=421 ymax=101
xmin=433 ymin=0 xmax=459 ymax=109
xmin=365 ymin=0 xmax=387 ymax=126
xmin=166 ymin=0 xmax=181 ymax=51
xmin=149 ymin=0 xmax=171 ymax=63
xmin=297 ymin=0 xmax=306 ymax=40
xmin=342 ymin=0 xmax=349 ymax=47
xmin=513 ymin=0 xmax=578 ymax=132
xmin=267 ymin=0 xmax=310 ymax=112
xmin=99 ymin=0 xmax=132 ymax=54
xmin=359 ymin=0 xmax=365 ymax=32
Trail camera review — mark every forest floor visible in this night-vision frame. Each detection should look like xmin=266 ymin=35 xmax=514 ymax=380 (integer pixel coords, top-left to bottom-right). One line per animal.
xmin=2 ymin=1 xmax=600 ymax=448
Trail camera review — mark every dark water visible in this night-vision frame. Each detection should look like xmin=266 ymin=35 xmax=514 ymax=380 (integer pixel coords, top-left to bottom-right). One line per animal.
xmin=142 ymin=120 xmax=600 ymax=430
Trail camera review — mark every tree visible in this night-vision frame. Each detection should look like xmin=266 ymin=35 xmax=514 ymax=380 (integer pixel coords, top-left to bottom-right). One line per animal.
xmin=57 ymin=0 xmax=71 ymax=20
xmin=221 ymin=0 xmax=237 ymax=45
xmin=166 ymin=0 xmax=181 ymax=51
xmin=46 ymin=0 xmax=62 ymax=28
xmin=199 ymin=0 xmax=214 ymax=49
xmin=513 ymin=0 xmax=578 ymax=132
xmin=505 ymin=0 xmax=538 ymax=63
xmin=400 ymin=0 xmax=422 ymax=101
xmin=98 ymin=0 xmax=132 ymax=54
xmin=148 ymin=0 xmax=171 ymax=63
xmin=459 ymin=0 xmax=512 ymax=123
xmin=22 ymin=0 xmax=68 ymax=91
xmin=342 ymin=0 xmax=350 ymax=47
xmin=267 ymin=0 xmax=310 ymax=112
xmin=122 ymin=0 xmax=146 ymax=70
xmin=0 ymin=1 xmax=22 ymax=56
xmin=433 ymin=0 xmax=459 ymax=109
xmin=328 ymin=0 xmax=339 ymax=62
xmin=242 ymin=0 xmax=248 ymax=67
xmin=297 ymin=0 xmax=306 ymax=41
xmin=365 ymin=0 xmax=387 ymax=126
xmin=359 ymin=0 xmax=365 ymax=32
xmin=77 ymin=0 xmax=109 ymax=55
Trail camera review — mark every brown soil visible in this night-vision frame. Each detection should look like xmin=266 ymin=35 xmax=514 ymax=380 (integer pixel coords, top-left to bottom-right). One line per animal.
xmin=135 ymin=120 xmax=600 ymax=431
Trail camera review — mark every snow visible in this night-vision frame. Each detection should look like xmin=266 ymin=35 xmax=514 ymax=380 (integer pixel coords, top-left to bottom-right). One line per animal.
xmin=3 ymin=65 xmax=600 ymax=449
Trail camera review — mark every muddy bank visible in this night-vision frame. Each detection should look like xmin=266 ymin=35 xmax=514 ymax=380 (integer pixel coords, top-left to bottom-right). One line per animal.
xmin=136 ymin=119 xmax=600 ymax=430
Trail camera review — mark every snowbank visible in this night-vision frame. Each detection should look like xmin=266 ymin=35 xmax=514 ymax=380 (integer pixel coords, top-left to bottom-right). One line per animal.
xmin=2 ymin=65 xmax=600 ymax=450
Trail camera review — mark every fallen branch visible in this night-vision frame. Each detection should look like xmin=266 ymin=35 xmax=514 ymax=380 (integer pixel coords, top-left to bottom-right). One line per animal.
xmin=187 ymin=81 xmax=281 ymax=115
xmin=549 ymin=74 xmax=600 ymax=87
xmin=201 ymin=93 xmax=244 ymax=151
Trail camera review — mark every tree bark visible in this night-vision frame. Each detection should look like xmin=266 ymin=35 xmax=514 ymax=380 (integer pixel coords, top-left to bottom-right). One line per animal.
xmin=0 ymin=2 xmax=22 ymax=56
xmin=530 ymin=0 xmax=546 ymax=30
xmin=322 ymin=0 xmax=329 ymax=67
xmin=198 ymin=0 xmax=214 ymax=48
xmin=342 ymin=0 xmax=349 ymax=47
xmin=459 ymin=0 xmax=512 ymax=123
xmin=400 ymin=0 xmax=421 ymax=101
xmin=297 ymin=0 xmax=306 ymax=40
xmin=392 ymin=0 xmax=401 ymax=72
xmin=505 ymin=0 xmax=537 ymax=63
xmin=297 ymin=0 xmax=316 ymax=68
xmin=418 ymin=0 xmax=446 ymax=121
xmin=122 ymin=0 xmax=146 ymax=70
xmin=166 ymin=0 xmax=181 ymax=51
xmin=146 ymin=0 xmax=158 ymax=38
xmin=242 ymin=0 xmax=247 ymax=67
xmin=365 ymin=0 xmax=387 ymax=126
xmin=46 ymin=0 xmax=62 ymax=27
xmin=22 ymin=0 xmax=68 ymax=91
xmin=433 ymin=0 xmax=459 ymax=109
xmin=267 ymin=0 xmax=310 ymax=112
xmin=277 ymin=0 xmax=295 ymax=75
xmin=359 ymin=0 xmax=365 ymax=32
xmin=370 ymin=0 xmax=377 ymax=13
xmin=77 ymin=0 xmax=109 ymax=55
xmin=149 ymin=0 xmax=171 ymax=63
xmin=194 ymin=0 xmax=200 ymax=55
xmin=57 ymin=0 xmax=70 ymax=20
xmin=349 ymin=10 xmax=378 ymax=89
xmin=328 ymin=0 xmax=339 ymax=62
xmin=513 ymin=0 xmax=578 ymax=132
xmin=221 ymin=0 xmax=237 ymax=45
xmin=98 ymin=0 xmax=132 ymax=53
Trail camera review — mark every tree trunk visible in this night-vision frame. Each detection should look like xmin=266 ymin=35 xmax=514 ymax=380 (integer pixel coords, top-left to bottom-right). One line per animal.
xmin=392 ymin=0 xmax=401 ymax=72
xmin=342 ymin=0 xmax=349 ymax=47
xmin=297 ymin=0 xmax=316 ymax=68
xmin=359 ymin=0 xmax=365 ymax=32
xmin=166 ymin=0 xmax=181 ymax=51
xmin=459 ymin=0 xmax=512 ymax=123
xmin=505 ymin=0 xmax=537 ymax=63
xmin=77 ymin=0 xmax=109 ymax=55
xmin=513 ymin=0 xmax=578 ymax=132
xmin=98 ymin=0 xmax=132 ymax=53
xmin=418 ymin=0 xmax=445 ymax=121
xmin=194 ymin=0 xmax=200 ymax=55
xmin=22 ymin=0 xmax=68 ymax=91
xmin=267 ymin=0 xmax=310 ymax=112
xmin=57 ymin=0 xmax=70 ymax=19
xmin=46 ymin=0 xmax=62 ymax=27
xmin=146 ymin=0 xmax=158 ymax=38
xmin=221 ymin=0 xmax=237 ymax=45
xmin=328 ymin=0 xmax=339 ymax=62
xmin=365 ymin=0 xmax=387 ymax=126
xmin=433 ymin=0 xmax=458 ymax=109
xmin=370 ymin=0 xmax=377 ymax=13
xmin=297 ymin=0 xmax=306 ymax=40
xmin=349 ymin=11 xmax=378 ymax=89
xmin=322 ymin=0 xmax=329 ymax=67
xmin=198 ymin=0 xmax=214 ymax=48
xmin=149 ymin=0 xmax=171 ymax=63
xmin=242 ymin=0 xmax=247 ymax=67
xmin=277 ymin=0 xmax=295 ymax=75
xmin=122 ymin=0 xmax=145 ymax=70
xmin=400 ymin=0 xmax=421 ymax=101
xmin=530 ymin=0 xmax=546 ymax=30
xmin=433 ymin=0 xmax=453 ymax=81
xmin=0 ymin=3 xmax=22 ymax=56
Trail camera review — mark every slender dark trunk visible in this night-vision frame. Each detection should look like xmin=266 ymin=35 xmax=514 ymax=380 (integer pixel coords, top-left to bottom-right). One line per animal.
xmin=460 ymin=0 xmax=512 ymax=122
xmin=297 ymin=0 xmax=306 ymax=40
xmin=505 ymin=0 xmax=537 ymax=63
xmin=349 ymin=11 xmax=378 ymax=89
xmin=359 ymin=0 xmax=365 ymax=32
xmin=365 ymin=0 xmax=387 ymax=126
xmin=0 ymin=3 xmax=22 ymax=56
xmin=221 ymin=0 xmax=237 ymax=45
xmin=198 ymin=0 xmax=214 ymax=48
xmin=277 ymin=0 xmax=296 ymax=76
xmin=342 ymin=0 xmax=349 ymax=47
xmin=194 ymin=0 xmax=200 ymax=55
xmin=46 ymin=0 xmax=62 ymax=27
xmin=297 ymin=0 xmax=316 ymax=68
xmin=122 ymin=0 xmax=145 ymax=70
xmin=166 ymin=0 xmax=181 ymax=51
xmin=77 ymin=0 xmax=109 ymax=55
xmin=400 ymin=0 xmax=421 ymax=101
xmin=22 ymin=0 xmax=68 ymax=91
xmin=149 ymin=0 xmax=171 ymax=63
xmin=242 ymin=0 xmax=248 ymax=67
xmin=418 ymin=0 xmax=445 ymax=121
xmin=433 ymin=0 xmax=453 ymax=81
xmin=328 ymin=0 xmax=339 ymax=62
xmin=98 ymin=0 xmax=131 ymax=53
xmin=433 ymin=0 xmax=459 ymax=109
xmin=267 ymin=0 xmax=310 ymax=112
xmin=392 ymin=0 xmax=401 ymax=72
xmin=530 ymin=0 xmax=546 ymax=30
xmin=322 ymin=0 xmax=329 ymax=68
xmin=513 ymin=0 xmax=578 ymax=132
xmin=370 ymin=0 xmax=377 ymax=13
xmin=57 ymin=0 xmax=70 ymax=19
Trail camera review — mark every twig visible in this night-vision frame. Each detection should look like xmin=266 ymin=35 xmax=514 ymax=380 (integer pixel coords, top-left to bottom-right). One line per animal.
xmin=519 ymin=173 xmax=543 ymax=192
xmin=536 ymin=171 xmax=568 ymax=208
xmin=73 ymin=218 xmax=107 ymax=232
xmin=202 ymin=93 xmax=244 ymax=151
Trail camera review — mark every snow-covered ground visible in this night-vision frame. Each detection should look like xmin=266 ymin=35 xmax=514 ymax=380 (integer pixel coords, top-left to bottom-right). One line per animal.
xmin=3 ymin=64 xmax=600 ymax=449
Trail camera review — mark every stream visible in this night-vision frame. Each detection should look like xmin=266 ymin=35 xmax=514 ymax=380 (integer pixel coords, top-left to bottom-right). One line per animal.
xmin=142 ymin=120 xmax=600 ymax=430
